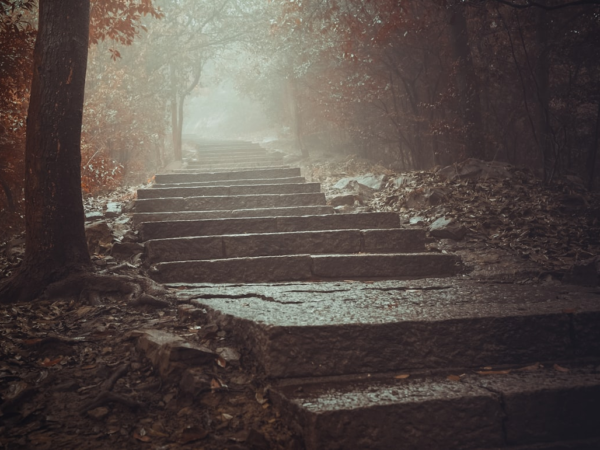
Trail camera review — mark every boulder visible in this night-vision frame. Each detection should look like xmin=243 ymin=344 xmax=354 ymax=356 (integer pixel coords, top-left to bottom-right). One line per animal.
xmin=85 ymin=221 xmax=113 ymax=254
xmin=329 ymin=194 xmax=356 ymax=207
xmin=111 ymin=242 xmax=144 ymax=260
xmin=334 ymin=174 xmax=385 ymax=191
xmin=136 ymin=329 xmax=215 ymax=380
xmin=438 ymin=159 xmax=512 ymax=182
xmin=105 ymin=202 xmax=122 ymax=218
xmin=429 ymin=217 xmax=467 ymax=241
xmin=180 ymin=368 xmax=212 ymax=396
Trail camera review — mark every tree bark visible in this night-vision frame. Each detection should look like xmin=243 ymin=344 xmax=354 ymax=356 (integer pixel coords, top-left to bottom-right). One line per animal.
xmin=0 ymin=0 xmax=92 ymax=303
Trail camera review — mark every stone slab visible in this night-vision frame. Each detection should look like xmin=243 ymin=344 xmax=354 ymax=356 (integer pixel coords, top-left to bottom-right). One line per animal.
xmin=173 ymin=165 xmax=290 ymax=174
xmin=151 ymin=253 xmax=460 ymax=284
xmin=153 ymin=177 xmax=306 ymax=188
xmin=139 ymin=217 xmax=278 ymax=241
xmin=362 ymin=229 xmax=427 ymax=253
xmin=270 ymin=371 xmax=600 ymax=450
xmin=155 ymin=167 xmax=301 ymax=184
xmin=138 ymin=212 xmax=401 ymax=241
xmin=312 ymin=253 xmax=460 ymax=278
xmin=134 ymin=192 xmax=326 ymax=213
xmin=176 ymin=280 xmax=600 ymax=377
xmin=188 ymin=156 xmax=283 ymax=165
xmin=132 ymin=206 xmax=334 ymax=225
xmin=150 ymin=255 xmax=314 ymax=283
xmin=137 ymin=183 xmax=320 ymax=199
xmin=223 ymin=230 xmax=361 ymax=258
xmin=275 ymin=212 xmax=400 ymax=233
xmin=144 ymin=229 xmax=430 ymax=262
xmin=146 ymin=236 xmax=224 ymax=264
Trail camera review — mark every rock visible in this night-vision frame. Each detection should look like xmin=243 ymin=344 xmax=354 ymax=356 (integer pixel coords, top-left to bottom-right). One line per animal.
xmin=334 ymin=174 xmax=385 ymax=191
xmin=409 ymin=216 xmax=426 ymax=226
xmin=393 ymin=176 xmax=409 ymax=188
xmin=438 ymin=159 xmax=512 ymax=182
xmin=121 ymin=230 xmax=138 ymax=243
xmin=85 ymin=211 xmax=104 ymax=221
xmin=429 ymin=217 xmax=467 ymax=241
xmin=334 ymin=205 xmax=356 ymax=214
xmin=111 ymin=242 xmax=144 ymax=260
xmin=217 ymin=347 xmax=241 ymax=365
xmin=406 ymin=188 xmax=447 ymax=209
xmin=563 ymin=257 xmax=599 ymax=287
xmin=86 ymin=221 xmax=113 ymax=254
xmin=105 ymin=202 xmax=122 ymax=218
xmin=88 ymin=407 xmax=110 ymax=420
xmin=180 ymin=368 xmax=212 ymax=396
xmin=198 ymin=324 xmax=219 ymax=340
xmin=122 ymin=200 xmax=136 ymax=214
xmin=136 ymin=329 xmax=216 ymax=379
xmin=329 ymin=194 xmax=355 ymax=207
xmin=178 ymin=305 xmax=205 ymax=320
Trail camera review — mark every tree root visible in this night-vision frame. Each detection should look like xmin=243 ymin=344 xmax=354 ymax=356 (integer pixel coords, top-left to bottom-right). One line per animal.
xmin=80 ymin=363 xmax=141 ymax=413
xmin=43 ymin=272 xmax=172 ymax=308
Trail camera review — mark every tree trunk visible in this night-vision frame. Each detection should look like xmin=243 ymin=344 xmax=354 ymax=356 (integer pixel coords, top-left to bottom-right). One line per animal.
xmin=535 ymin=8 xmax=553 ymax=182
xmin=588 ymin=100 xmax=600 ymax=190
xmin=0 ymin=0 xmax=92 ymax=303
xmin=0 ymin=171 xmax=15 ymax=212
xmin=169 ymin=64 xmax=182 ymax=161
xmin=449 ymin=6 xmax=485 ymax=160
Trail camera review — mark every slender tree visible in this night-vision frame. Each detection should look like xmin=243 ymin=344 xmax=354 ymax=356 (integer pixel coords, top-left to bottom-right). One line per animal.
xmin=0 ymin=0 xmax=92 ymax=303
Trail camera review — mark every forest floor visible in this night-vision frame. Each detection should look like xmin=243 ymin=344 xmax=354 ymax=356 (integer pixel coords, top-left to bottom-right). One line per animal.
xmin=0 ymin=151 xmax=599 ymax=449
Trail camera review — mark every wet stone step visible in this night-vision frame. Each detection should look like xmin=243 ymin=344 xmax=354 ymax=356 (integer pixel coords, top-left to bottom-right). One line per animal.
xmin=137 ymin=183 xmax=321 ymax=199
xmin=134 ymin=192 xmax=326 ymax=213
xmin=155 ymin=167 xmax=301 ymax=184
xmin=152 ymin=176 xmax=306 ymax=188
xmin=270 ymin=370 xmax=600 ymax=450
xmin=178 ymin=280 xmax=600 ymax=378
xmin=132 ymin=206 xmax=335 ymax=225
xmin=150 ymin=253 xmax=460 ymax=284
xmin=188 ymin=156 xmax=283 ymax=165
xmin=138 ymin=212 xmax=401 ymax=241
xmin=173 ymin=165 xmax=290 ymax=173
xmin=144 ymin=229 xmax=427 ymax=263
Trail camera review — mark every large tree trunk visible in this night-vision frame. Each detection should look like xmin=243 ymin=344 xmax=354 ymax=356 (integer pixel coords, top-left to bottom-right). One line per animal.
xmin=0 ymin=0 xmax=92 ymax=303
xmin=449 ymin=6 xmax=485 ymax=160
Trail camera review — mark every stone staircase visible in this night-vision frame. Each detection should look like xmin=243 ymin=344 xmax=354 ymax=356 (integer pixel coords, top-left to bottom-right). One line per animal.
xmin=134 ymin=139 xmax=600 ymax=450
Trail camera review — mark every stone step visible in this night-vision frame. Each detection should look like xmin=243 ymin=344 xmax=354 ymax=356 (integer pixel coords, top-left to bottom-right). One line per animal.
xmin=134 ymin=192 xmax=327 ymax=213
xmin=180 ymin=280 xmax=600 ymax=378
xmin=132 ymin=206 xmax=335 ymax=225
xmin=191 ymin=151 xmax=269 ymax=159
xmin=269 ymin=370 xmax=600 ymax=450
xmin=195 ymin=143 xmax=261 ymax=149
xmin=145 ymin=229 xmax=427 ymax=263
xmin=153 ymin=176 xmax=306 ymax=188
xmin=137 ymin=183 xmax=321 ymax=200
xmin=188 ymin=156 xmax=282 ymax=166
xmin=138 ymin=212 xmax=400 ymax=241
xmin=150 ymin=253 xmax=460 ymax=284
xmin=155 ymin=167 xmax=301 ymax=184
xmin=174 ymin=165 xmax=290 ymax=173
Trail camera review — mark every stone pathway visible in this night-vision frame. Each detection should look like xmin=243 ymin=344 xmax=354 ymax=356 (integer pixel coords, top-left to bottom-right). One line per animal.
xmin=135 ymin=139 xmax=600 ymax=450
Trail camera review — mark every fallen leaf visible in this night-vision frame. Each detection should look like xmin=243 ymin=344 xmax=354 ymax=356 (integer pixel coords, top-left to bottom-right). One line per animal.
xmin=222 ymin=413 xmax=233 ymax=420
xmin=211 ymin=378 xmax=222 ymax=390
xmin=41 ymin=357 xmax=62 ymax=367
xmin=447 ymin=375 xmax=461 ymax=382
xmin=179 ymin=426 xmax=209 ymax=444
xmin=553 ymin=364 xmax=570 ymax=373
xmin=217 ymin=356 xmax=227 ymax=368
xmin=517 ymin=363 xmax=541 ymax=371
xmin=394 ymin=374 xmax=410 ymax=379
xmin=255 ymin=392 xmax=268 ymax=405
xmin=133 ymin=432 xmax=151 ymax=443
xmin=476 ymin=370 xmax=511 ymax=375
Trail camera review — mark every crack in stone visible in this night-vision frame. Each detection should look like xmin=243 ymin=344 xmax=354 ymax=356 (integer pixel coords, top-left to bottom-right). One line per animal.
xmin=363 ymin=286 xmax=453 ymax=292
xmin=189 ymin=293 xmax=304 ymax=305
xmin=474 ymin=382 xmax=509 ymax=446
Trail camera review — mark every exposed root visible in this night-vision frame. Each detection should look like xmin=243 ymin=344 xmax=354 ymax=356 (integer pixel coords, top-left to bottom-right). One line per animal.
xmin=80 ymin=363 xmax=141 ymax=413
xmin=43 ymin=272 xmax=172 ymax=307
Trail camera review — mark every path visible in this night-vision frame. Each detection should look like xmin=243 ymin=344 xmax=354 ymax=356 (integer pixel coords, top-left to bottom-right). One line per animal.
xmin=134 ymin=139 xmax=600 ymax=450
